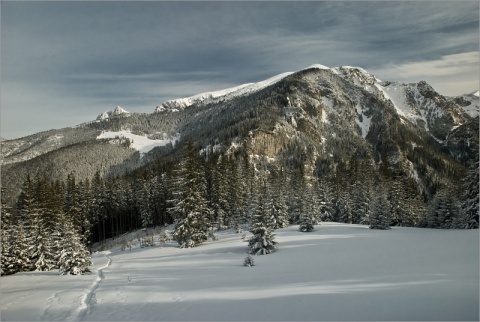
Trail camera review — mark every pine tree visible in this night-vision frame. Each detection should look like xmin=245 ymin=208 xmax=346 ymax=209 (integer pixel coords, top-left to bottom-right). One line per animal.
xmin=1 ymin=202 xmax=19 ymax=275
xmin=90 ymin=171 xmax=107 ymax=244
xmin=338 ymin=192 xmax=353 ymax=224
xmin=317 ymin=179 xmax=334 ymax=222
xmin=287 ymin=170 xmax=305 ymax=224
xmin=369 ymin=188 xmax=391 ymax=230
xmin=351 ymin=181 xmax=371 ymax=224
xmin=170 ymin=141 xmax=212 ymax=248
xmin=248 ymin=193 xmax=277 ymax=255
xmin=29 ymin=213 xmax=56 ymax=271
xmin=243 ymin=254 xmax=255 ymax=267
xmin=271 ymin=181 xmax=289 ymax=229
xmin=212 ymin=155 xmax=229 ymax=229
xmin=458 ymin=158 xmax=479 ymax=229
xmin=76 ymin=179 xmax=92 ymax=248
xmin=298 ymin=211 xmax=315 ymax=232
xmin=299 ymin=183 xmax=317 ymax=232
xmin=57 ymin=216 xmax=92 ymax=275
xmin=426 ymin=187 xmax=460 ymax=229
xmin=137 ymin=179 xmax=153 ymax=228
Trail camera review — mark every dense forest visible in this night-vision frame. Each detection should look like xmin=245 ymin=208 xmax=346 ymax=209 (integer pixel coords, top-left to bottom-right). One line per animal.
xmin=2 ymin=137 xmax=478 ymax=276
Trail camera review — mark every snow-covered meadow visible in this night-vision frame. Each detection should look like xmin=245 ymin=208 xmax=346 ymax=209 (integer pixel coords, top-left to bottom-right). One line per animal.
xmin=1 ymin=222 xmax=478 ymax=321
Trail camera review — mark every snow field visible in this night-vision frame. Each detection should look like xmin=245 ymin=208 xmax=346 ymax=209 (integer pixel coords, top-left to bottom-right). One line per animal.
xmin=96 ymin=130 xmax=178 ymax=155
xmin=1 ymin=223 xmax=478 ymax=321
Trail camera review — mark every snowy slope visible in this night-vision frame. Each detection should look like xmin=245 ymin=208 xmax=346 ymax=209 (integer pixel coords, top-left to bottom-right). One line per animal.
xmin=375 ymin=82 xmax=425 ymax=121
xmin=1 ymin=223 xmax=478 ymax=321
xmin=157 ymin=72 xmax=295 ymax=112
xmin=97 ymin=130 xmax=178 ymax=155
xmin=452 ymin=90 xmax=480 ymax=118
xmin=156 ymin=65 xmax=331 ymax=112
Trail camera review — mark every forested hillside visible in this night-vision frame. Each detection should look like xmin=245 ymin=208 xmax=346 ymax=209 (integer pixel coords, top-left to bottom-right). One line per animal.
xmin=1 ymin=65 xmax=478 ymax=276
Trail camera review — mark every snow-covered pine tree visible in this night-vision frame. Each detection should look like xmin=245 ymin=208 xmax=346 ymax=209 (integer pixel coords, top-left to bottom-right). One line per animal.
xmin=399 ymin=176 xmax=424 ymax=227
xmin=457 ymin=158 xmax=479 ymax=229
xmin=338 ymin=192 xmax=353 ymax=224
xmin=243 ymin=254 xmax=255 ymax=267
xmin=369 ymin=188 xmax=391 ymax=230
xmin=170 ymin=141 xmax=212 ymax=248
xmin=90 ymin=171 xmax=107 ymax=244
xmin=212 ymin=155 xmax=229 ymax=229
xmin=57 ymin=216 xmax=92 ymax=275
xmin=298 ymin=211 xmax=315 ymax=232
xmin=269 ymin=174 xmax=289 ymax=229
xmin=137 ymin=178 xmax=153 ymax=228
xmin=29 ymin=213 xmax=56 ymax=271
xmin=1 ymin=202 xmax=19 ymax=275
xmin=248 ymin=193 xmax=277 ymax=255
xmin=351 ymin=181 xmax=370 ymax=224
xmin=227 ymin=156 xmax=244 ymax=229
xmin=286 ymin=169 xmax=305 ymax=224
xmin=309 ymin=180 xmax=322 ymax=225
xmin=76 ymin=178 xmax=92 ymax=248
xmin=426 ymin=187 xmax=460 ymax=229
xmin=317 ymin=179 xmax=334 ymax=222
xmin=241 ymin=151 xmax=257 ymax=227
xmin=299 ymin=182 xmax=317 ymax=232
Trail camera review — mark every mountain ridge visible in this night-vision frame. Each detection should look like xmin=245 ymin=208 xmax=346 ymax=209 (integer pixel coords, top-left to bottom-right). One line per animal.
xmin=1 ymin=64 xmax=478 ymax=213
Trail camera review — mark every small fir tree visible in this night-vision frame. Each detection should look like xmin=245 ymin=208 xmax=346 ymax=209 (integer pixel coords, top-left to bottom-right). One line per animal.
xmin=243 ymin=254 xmax=255 ymax=267
xmin=248 ymin=194 xmax=277 ymax=255
xmin=369 ymin=189 xmax=391 ymax=230
xmin=299 ymin=212 xmax=315 ymax=232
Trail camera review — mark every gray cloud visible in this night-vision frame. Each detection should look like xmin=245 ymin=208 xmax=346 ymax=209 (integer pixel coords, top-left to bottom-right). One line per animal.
xmin=1 ymin=1 xmax=478 ymax=139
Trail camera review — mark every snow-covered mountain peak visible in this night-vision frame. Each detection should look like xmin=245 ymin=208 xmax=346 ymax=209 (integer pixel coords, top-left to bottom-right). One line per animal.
xmin=331 ymin=66 xmax=382 ymax=85
xmin=156 ymin=71 xmax=295 ymax=112
xmin=451 ymin=91 xmax=480 ymax=118
xmin=305 ymin=64 xmax=330 ymax=70
xmin=113 ymin=106 xmax=129 ymax=116
xmin=97 ymin=106 xmax=131 ymax=120
xmin=155 ymin=64 xmax=363 ymax=113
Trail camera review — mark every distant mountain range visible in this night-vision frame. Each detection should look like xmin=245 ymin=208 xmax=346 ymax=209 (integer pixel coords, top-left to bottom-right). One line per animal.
xmin=1 ymin=64 xmax=478 ymax=207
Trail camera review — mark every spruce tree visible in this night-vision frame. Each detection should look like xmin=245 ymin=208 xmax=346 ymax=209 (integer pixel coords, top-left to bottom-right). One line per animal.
xmin=369 ymin=188 xmax=391 ymax=230
xmin=299 ymin=211 xmax=315 ymax=232
xmin=170 ymin=141 xmax=212 ymax=248
xmin=426 ymin=187 xmax=460 ymax=229
xmin=338 ymin=192 xmax=353 ymax=224
xmin=248 ymin=193 xmax=277 ymax=255
xmin=1 ymin=206 xmax=19 ymax=275
xmin=317 ymin=179 xmax=334 ymax=222
xmin=30 ymin=213 xmax=56 ymax=271
xmin=57 ymin=217 xmax=92 ymax=275
xmin=212 ymin=155 xmax=229 ymax=229
xmin=458 ymin=158 xmax=479 ymax=229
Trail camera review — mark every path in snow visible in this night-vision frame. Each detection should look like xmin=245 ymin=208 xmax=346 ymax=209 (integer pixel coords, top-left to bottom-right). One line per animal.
xmin=76 ymin=252 xmax=112 ymax=321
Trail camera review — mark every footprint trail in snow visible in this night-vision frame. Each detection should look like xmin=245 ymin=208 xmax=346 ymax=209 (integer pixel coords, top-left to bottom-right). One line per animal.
xmin=74 ymin=252 xmax=112 ymax=321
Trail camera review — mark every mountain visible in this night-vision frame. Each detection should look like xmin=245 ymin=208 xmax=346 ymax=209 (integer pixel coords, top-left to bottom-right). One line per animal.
xmin=97 ymin=106 xmax=131 ymax=120
xmin=1 ymin=64 xmax=478 ymax=224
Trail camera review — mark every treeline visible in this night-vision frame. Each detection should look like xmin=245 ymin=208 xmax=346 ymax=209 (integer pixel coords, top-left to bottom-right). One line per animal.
xmin=2 ymin=138 xmax=478 ymax=275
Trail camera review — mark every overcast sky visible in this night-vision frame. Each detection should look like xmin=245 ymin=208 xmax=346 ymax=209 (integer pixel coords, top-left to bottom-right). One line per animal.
xmin=1 ymin=1 xmax=479 ymax=139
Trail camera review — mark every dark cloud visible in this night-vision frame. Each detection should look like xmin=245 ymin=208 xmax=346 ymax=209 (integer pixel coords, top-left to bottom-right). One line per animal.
xmin=1 ymin=1 xmax=478 ymax=139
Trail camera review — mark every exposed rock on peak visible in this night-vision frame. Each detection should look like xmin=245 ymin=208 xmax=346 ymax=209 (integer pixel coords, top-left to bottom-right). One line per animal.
xmin=97 ymin=106 xmax=131 ymax=120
